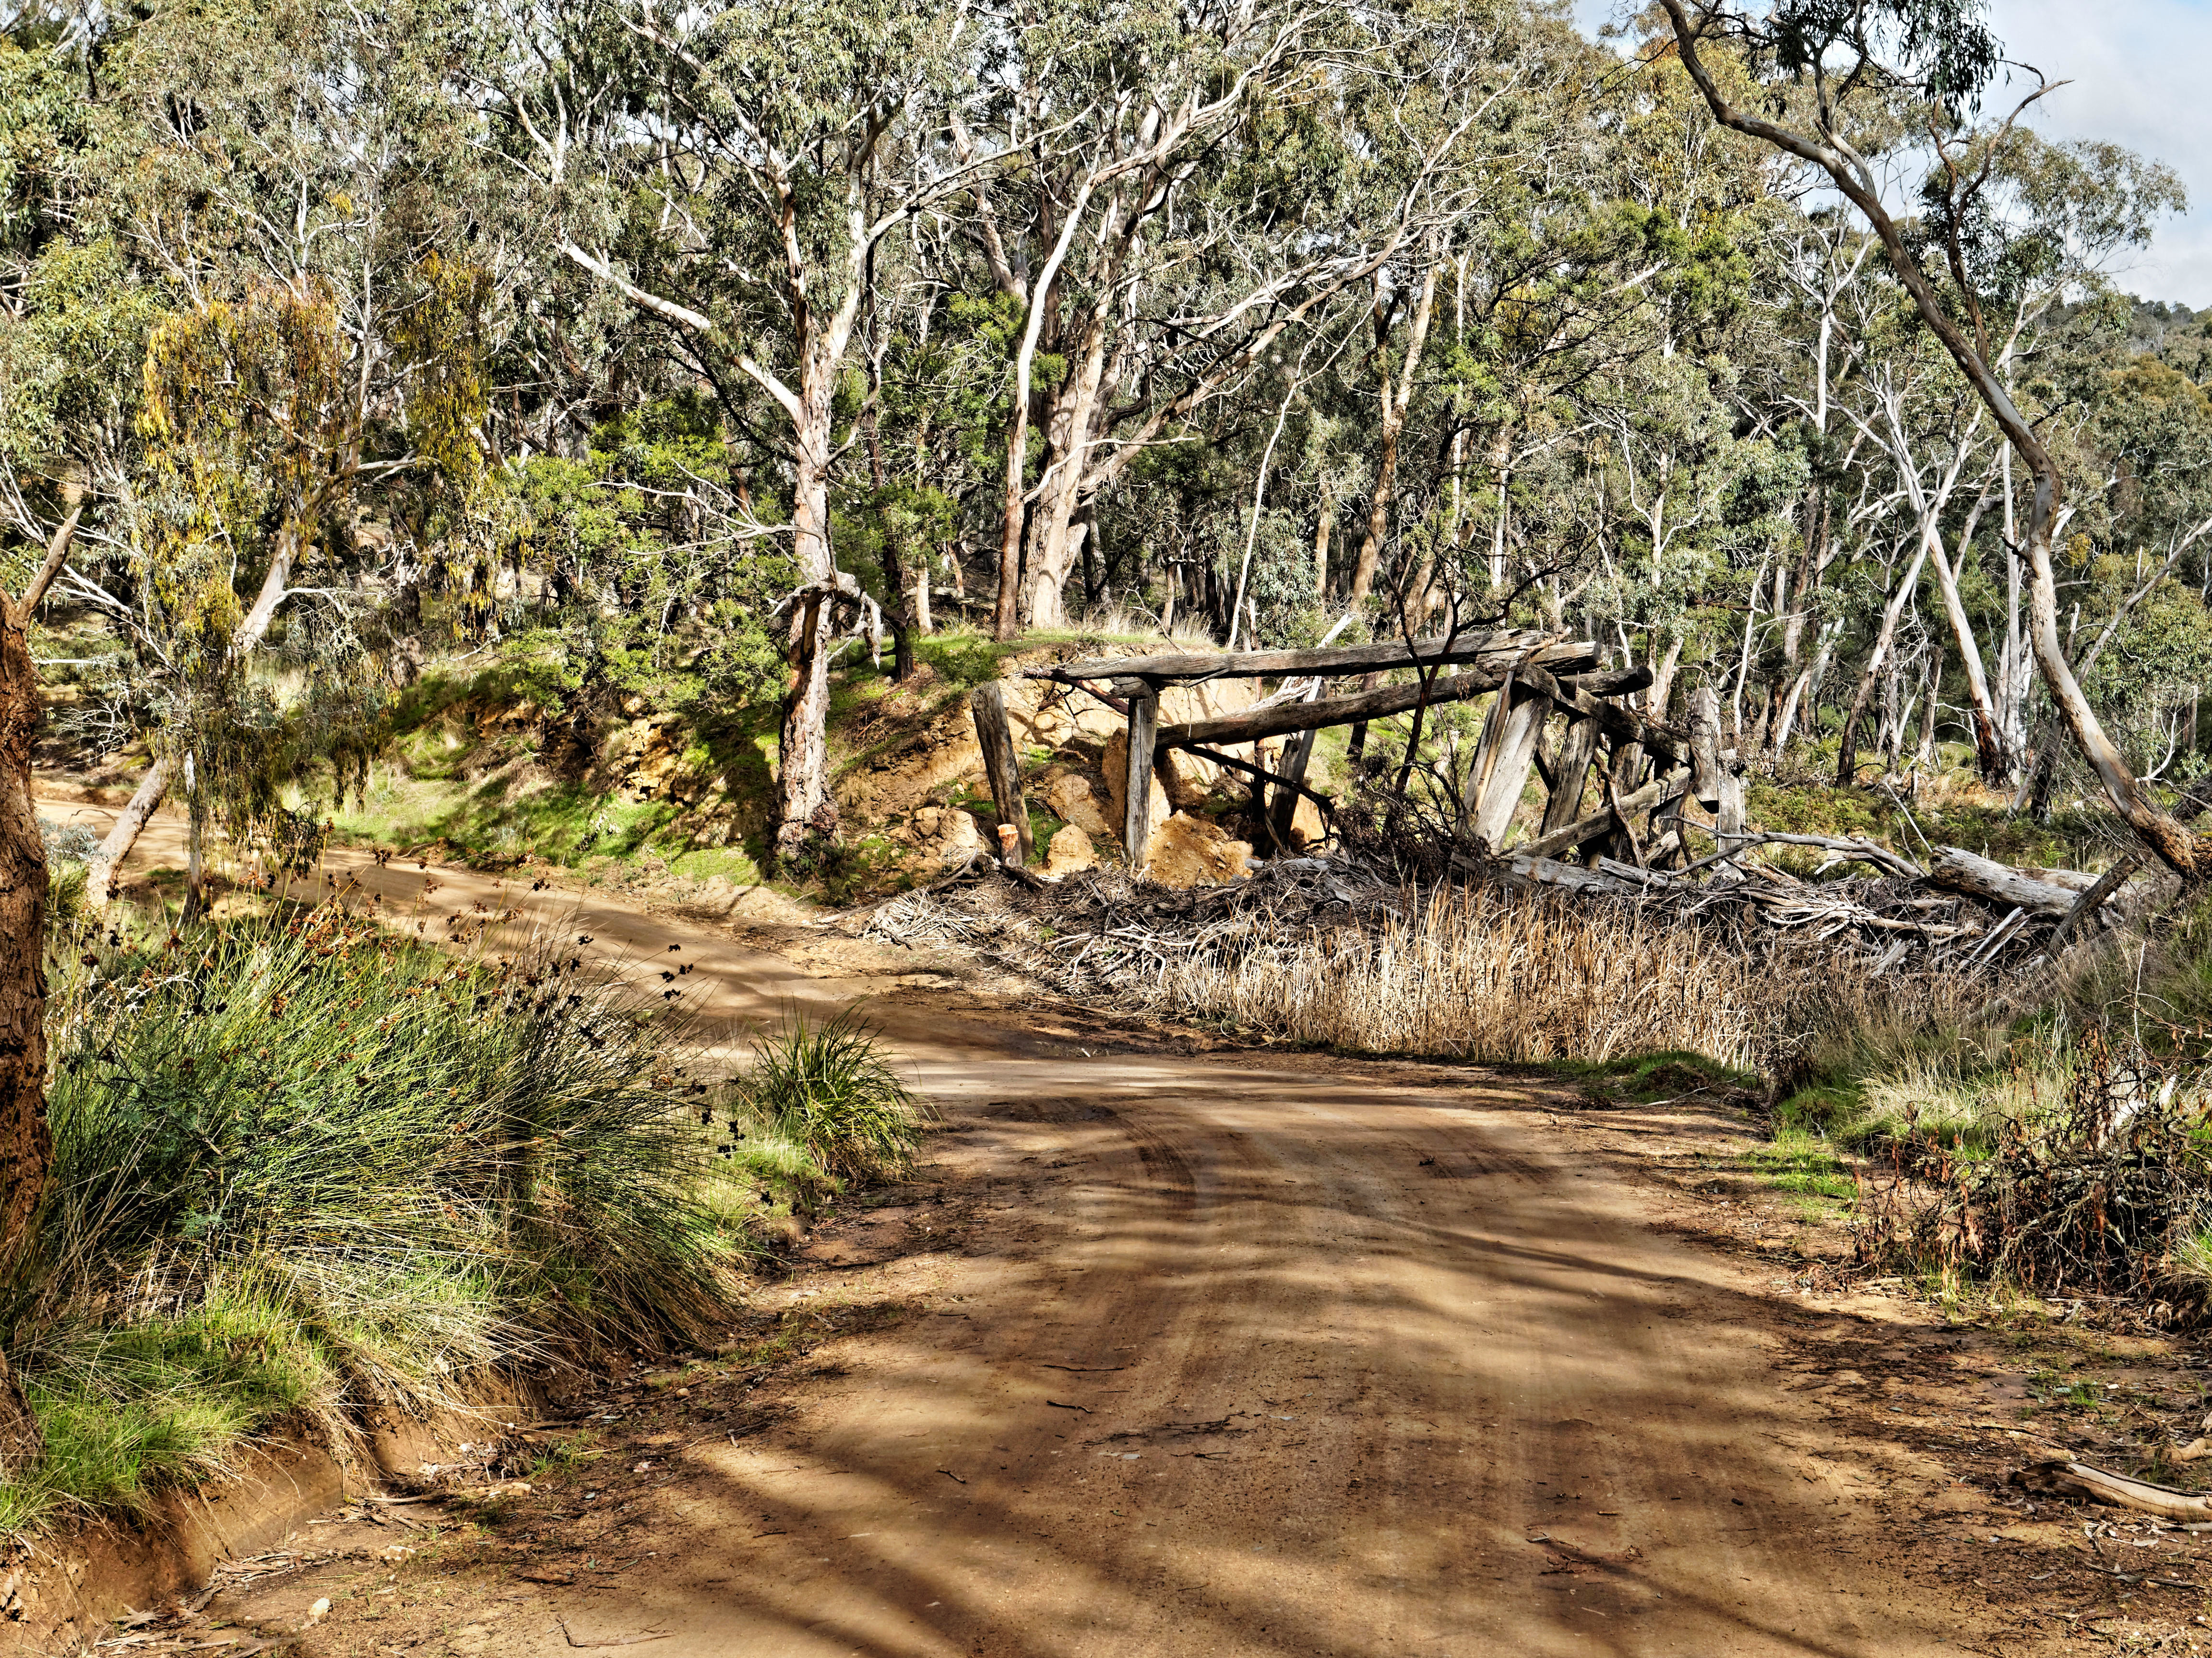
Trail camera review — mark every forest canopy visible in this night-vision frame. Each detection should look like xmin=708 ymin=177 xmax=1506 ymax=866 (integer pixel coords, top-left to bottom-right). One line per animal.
xmin=1 ymin=0 xmax=2210 ymax=870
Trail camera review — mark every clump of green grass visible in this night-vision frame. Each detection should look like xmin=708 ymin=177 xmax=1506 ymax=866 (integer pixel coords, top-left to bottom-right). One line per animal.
xmin=0 ymin=912 xmax=750 ymax=1534
xmin=1737 ymin=1123 xmax=1856 ymax=1202
xmin=1564 ymin=1050 xmax=1760 ymax=1103
xmin=724 ymin=1007 xmax=927 ymax=1183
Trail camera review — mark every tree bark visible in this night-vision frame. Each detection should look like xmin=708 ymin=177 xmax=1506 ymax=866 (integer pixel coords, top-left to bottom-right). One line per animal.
xmin=0 ymin=520 xmax=59 ymax=1475
xmin=774 ymin=365 xmax=844 ymax=858
xmin=1835 ymin=541 xmax=1931 ymax=786
xmin=1923 ymin=530 xmax=2007 ymax=780
xmin=995 ymin=395 xmax=1029 ymax=643
xmin=1022 ymin=299 xmax=1114 ymax=630
xmin=1347 ymin=262 xmax=1441 ymax=610
xmin=774 ymin=588 xmax=838 ymax=864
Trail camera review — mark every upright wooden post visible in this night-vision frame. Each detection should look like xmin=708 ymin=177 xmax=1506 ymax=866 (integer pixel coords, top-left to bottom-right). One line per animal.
xmin=1463 ymin=686 xmax=1549 ymax=850
xmin=971 ymin=682 xmax=1035 ymax=866
xmin=1688 ymin=685 xmax=1724 ymax=806
xmin=1539 ymin=711 xmax=1603 ymax=839
xmin=1269 ymin=725 xmax=1320 ymax=848
xmin=1124 ymin=687 xmax=1159 ymax=869
xmin=1585 ymin=736 xmax=1644 ymax=865
xmin=1717 ymin=764 xmax=1746 ymax=855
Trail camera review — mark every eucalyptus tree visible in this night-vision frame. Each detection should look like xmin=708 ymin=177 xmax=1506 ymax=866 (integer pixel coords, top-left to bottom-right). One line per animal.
xmin=485 ymin=0 xmax=1015 ymax=859
xmin=4 ymin=0 xmax=507 ymax=900
xmin=1656 ymin=0 xmax=2209 ymax=875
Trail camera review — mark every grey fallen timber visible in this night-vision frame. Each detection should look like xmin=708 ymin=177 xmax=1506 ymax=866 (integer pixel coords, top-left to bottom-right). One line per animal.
xmin=1156 ymin=652 xmax=1636 ymax=750
xmin=1511 ymin=772 xmax=1686 ymax=863
xmin=1928 ymin=846 xmax=2091 ymax=918
xmin=1028 ymin=629 xmax=1591 ymax=687
xmin=1505 ymin=852 xmax=1643 ymax=897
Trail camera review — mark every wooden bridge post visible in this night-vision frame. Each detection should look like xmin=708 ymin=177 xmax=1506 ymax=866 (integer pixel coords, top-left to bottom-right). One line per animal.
xmin=971 ymin=681 xmax=1035 ymax=866
xmin=1124 ymin=687 xmax=1159 ymax=869
xmin=1539 ymin=710 xmax=1603 ymax=839
xmin=1463 ymin=684 xmax=1549 ymax=850
xmin=1269 ymin=725 xmax=1320 ymax=848
xmin=1587 ymin=737 xmax=1646 ymax=865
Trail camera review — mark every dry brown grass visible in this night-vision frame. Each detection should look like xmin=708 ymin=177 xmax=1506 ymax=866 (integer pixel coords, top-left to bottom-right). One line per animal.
xmin=1143 ymin=883 xmax=1954 ymax=1072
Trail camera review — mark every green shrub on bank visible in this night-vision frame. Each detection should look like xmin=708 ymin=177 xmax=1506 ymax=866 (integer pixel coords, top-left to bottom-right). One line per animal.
xmin=0 ymin=913 xmax=749 ymax=1533
xmin=724 ymin=1007 xmax=926 ymax=1183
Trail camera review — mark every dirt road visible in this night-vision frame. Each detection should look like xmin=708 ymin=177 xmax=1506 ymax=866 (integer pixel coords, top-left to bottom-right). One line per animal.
xmin=50 ymin=801 xmax=2002 ymax=1656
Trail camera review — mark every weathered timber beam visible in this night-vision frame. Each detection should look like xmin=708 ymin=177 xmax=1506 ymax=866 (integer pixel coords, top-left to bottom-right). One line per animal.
xmin=1125 ymin=689 xmax=1159 ymax=865
xmin=1157 ymin=663 xmax=1645 ymax=750
xmin=1539 ymin=711 xmax=1604 ymax=839
xmin=1504 ymin=852 xmax=1642 ymax=897
xmin=971 ymin=683 xmax=1035 ymax=866
xmin=1510 ymin=661 xmax=1684 ymax=766
xmin=1928 ymin=846 xmax=2080 ymax=916
xmin=1463 ymin=681 xmax=1550 ymax=848
xmin=1688 ymin=686 xmax=1725 ymax=806
xmin=1029 ymin=631 xmax=1594 ymax=686
xmin=1512 ymin=774 xmax=1686 ymax=862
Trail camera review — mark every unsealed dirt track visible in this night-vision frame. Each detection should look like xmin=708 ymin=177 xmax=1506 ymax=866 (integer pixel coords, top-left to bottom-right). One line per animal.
xmin=49 ymin=799 xmax=2006 ymax=1657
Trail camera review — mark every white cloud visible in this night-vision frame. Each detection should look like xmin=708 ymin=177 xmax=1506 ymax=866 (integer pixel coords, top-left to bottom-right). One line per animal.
xmin=1570 ymin=0 xmax=2212 ymax=307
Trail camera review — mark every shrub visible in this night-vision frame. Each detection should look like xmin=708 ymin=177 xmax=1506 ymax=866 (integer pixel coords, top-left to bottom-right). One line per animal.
xmin=725 ymin=1007 xmax=926 ymax=1183
xmin=1855 ymin=1028 xmax=2212 ymax=1312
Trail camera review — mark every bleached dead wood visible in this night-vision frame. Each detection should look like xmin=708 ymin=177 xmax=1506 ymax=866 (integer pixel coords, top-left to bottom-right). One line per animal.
xmin=1929 ymin=847 xmax=2081 ymax=916
xmin=1745 ymin=833 xmax=1924 ymax=880
xmin=1504 ymin=853 xmax=1641 ymax=896
xmin=1463 ymin=683 xmax=1549 ymax=848
xmin=1030 ymin=630 xmax=1594 ymax=685
xmin=971 ymin=683 xmax=1034 ymax=867
xmin=2010 ymin=1460 xmax=2212 ymax=1521
xmin=1513 ymin=775 xmax=1686 ymax=862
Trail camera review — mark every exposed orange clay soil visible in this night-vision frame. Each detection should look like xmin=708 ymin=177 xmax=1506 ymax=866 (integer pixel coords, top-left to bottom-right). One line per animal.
xmin=27 ymin=794 xmax=2110 ymax=1656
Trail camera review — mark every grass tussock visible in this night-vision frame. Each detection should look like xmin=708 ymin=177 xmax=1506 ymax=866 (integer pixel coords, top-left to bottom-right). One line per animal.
xmin=0 ymin=911 xmax=760 ymax=1534
xmin=723 ymin=1006 xmax=928 ymax=1184
xmin=1146 ymin=883 xmax=1954 ymax=1073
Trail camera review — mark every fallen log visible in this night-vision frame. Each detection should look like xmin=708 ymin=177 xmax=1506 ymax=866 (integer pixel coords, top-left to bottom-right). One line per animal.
xmin=1929 ymin=847 xmax=2082 ymax=917
xmin=2010 ymin=1459 xmax=2212 ymax=1521
xmin=1503 ymin=852 xmax=1641 ymax=896
xmin=1714 ymin=831 xmax=1924 ymax=881
xmin=2046 ymin=853 xmax=2142 ymax=954
xmin=1030 ymin=630 xmax=1594 ymax=686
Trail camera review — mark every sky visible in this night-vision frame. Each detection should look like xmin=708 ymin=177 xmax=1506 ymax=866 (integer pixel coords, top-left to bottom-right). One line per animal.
xmin=1570 ymin=1 xmax=2212 ymax=308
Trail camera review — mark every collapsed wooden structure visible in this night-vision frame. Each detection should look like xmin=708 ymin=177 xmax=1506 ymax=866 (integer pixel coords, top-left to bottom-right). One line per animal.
xmin=955 ymin=626 xmax=2147 ymax=965
xmin=1016 ymin=627 xmax=1730 ymax=873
